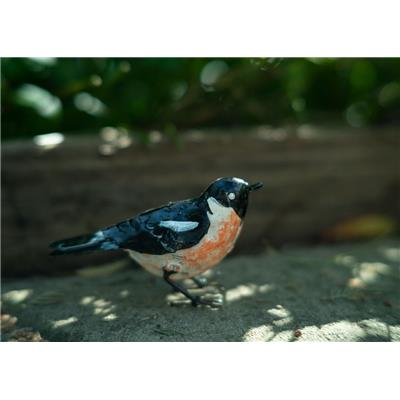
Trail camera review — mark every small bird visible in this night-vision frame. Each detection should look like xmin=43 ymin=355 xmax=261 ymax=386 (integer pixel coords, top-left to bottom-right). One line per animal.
xmin=50 ymin=177 xmax=263 ymax=306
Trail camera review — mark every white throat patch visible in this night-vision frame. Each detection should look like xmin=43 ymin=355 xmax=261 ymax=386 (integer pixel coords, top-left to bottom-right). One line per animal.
xmin=207 ymin=197 xmax=232 ymax=224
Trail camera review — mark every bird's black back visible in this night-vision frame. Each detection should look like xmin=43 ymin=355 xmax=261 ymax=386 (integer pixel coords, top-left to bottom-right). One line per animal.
xmin=102 ymin=197 xmax=211 ymax=255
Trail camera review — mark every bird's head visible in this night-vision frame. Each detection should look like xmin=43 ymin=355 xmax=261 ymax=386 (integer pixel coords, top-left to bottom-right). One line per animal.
xmin=201 ymin=177 xmax=263 ymax=218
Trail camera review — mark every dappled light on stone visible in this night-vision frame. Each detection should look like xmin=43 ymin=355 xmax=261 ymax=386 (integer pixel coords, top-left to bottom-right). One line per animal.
xmin=8 ymin=328 xmax=45 ymax=342
xmin=225 ymin=283 xmax=273 ymax=303
xmin=103 ymin=313 xmax=118 ymax=321
xmin=2 ymin=289 xmax=33 ymax=304
xmin=334 ymin=252 xmax=395 ymax=289
xmin=334 ymin=254 xmax=357 ymax=267
xmin=357 ymin=262 xmax=392 ymax=284
xmin=93 ymin=299 xmax=114 ymax=315
xmin=267 ymin=305 xmax=291 ymax=318
xmin=318 ymin=321 xmax=365 ymax=341
xmin=344 ymin=260 xmax=394 ymax=289
xmin=267 ymin=305 xmax=293 ymax=328
xmin=119 ymin=290 xmax=130 ymax=298
xmin=243 ymin=325 xmax=275 ymax=342
xmin=243 ymin=318 xmax=396 ymax=342
xmin=52 ymin=316 xmax=78 ymax=329
xmin=80 ymin=296 xmax=118 ymax=321
xmin=380 ymin=247 xmax=400 ymax=263
xmin=358 ymin=319 xmax=394 ymax=339
xmin=243 ymin=325 xmax=295 ymax=342
xmin=80 ymin=296 xmax=95 ymax=306
xmin=316 ymin=320 xmax=396 ymax=341
xmin=1 ymin=314 xmax=18 ymax=332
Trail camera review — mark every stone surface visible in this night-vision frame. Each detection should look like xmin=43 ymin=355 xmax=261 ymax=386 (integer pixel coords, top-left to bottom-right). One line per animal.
xmin=1 ymin=239 xmax=400 ymax=341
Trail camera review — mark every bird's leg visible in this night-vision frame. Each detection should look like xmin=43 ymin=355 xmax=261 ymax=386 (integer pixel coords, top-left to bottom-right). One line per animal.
xmin=163 ymin=268 xmax=222 ymax=307
xmin=192 ymin=276 xmax=208 ymax=288
xmin=163 ymin=269 xmax=199 ymax=306
xmin=169 ymin=275 xmax=207 ymax=293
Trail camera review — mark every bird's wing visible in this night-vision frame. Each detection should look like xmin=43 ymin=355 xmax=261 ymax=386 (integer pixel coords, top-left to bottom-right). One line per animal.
xmin=103 ymin=199 xmax=210 ymax=254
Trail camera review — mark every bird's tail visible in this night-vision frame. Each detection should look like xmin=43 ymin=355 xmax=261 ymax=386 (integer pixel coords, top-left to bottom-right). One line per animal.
xmin=49 ymin=231 xmax=106 ymax=255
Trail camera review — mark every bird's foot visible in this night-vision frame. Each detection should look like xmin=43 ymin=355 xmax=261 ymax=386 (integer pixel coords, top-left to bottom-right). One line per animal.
xmin=163 ymin=267 xmax=223 ymax=308
xmin=191 ymin=293 xmax=224 ymax=308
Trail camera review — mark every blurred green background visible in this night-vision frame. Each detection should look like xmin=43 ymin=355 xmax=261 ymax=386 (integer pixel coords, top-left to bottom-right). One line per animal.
xmin=2 ymin=58 xmax=400 ymax=140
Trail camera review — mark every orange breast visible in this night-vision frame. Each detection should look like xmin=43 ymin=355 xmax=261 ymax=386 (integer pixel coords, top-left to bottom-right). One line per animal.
xmin=178 ymin=209 xmax=242 ymax=277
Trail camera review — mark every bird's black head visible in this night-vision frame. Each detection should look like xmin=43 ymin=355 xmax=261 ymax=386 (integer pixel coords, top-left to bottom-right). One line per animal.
xmin=200 ymin=177 xmax=263 ymax=218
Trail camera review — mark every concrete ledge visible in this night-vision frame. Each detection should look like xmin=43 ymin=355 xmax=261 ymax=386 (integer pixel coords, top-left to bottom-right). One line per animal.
xmin=2 ymin=239 xmax=399 ymax=341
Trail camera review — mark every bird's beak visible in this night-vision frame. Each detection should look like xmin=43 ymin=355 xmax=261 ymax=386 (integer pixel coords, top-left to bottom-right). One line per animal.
xmin=249 ymin=182 xmax=263 ymax=191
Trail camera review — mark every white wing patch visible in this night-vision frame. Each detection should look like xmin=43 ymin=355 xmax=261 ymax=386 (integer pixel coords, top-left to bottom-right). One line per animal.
xmin=159 ymin=220 xmax=199 ymax=232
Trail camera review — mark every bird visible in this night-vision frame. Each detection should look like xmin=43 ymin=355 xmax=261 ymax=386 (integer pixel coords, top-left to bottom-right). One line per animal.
xmin=50 ymin=177 xmax=263 ymax=307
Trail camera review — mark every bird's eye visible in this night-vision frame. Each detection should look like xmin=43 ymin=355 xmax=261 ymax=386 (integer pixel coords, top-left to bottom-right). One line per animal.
xmin=228 ymin=192 xmax=236 ymax=200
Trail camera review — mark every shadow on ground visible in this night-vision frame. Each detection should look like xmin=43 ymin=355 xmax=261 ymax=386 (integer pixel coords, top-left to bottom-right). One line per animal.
xmin=1 ymin=239 xmax=399 ymax=341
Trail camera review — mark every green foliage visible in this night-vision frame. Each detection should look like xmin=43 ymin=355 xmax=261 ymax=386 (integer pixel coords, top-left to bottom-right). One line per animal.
xmin=2 ymin=58 xmax=400 ymax=139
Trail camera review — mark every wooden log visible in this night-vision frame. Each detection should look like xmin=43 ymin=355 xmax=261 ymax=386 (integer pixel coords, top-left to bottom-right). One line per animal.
xmin=2 ymin=126 xmax=400 ymax=277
